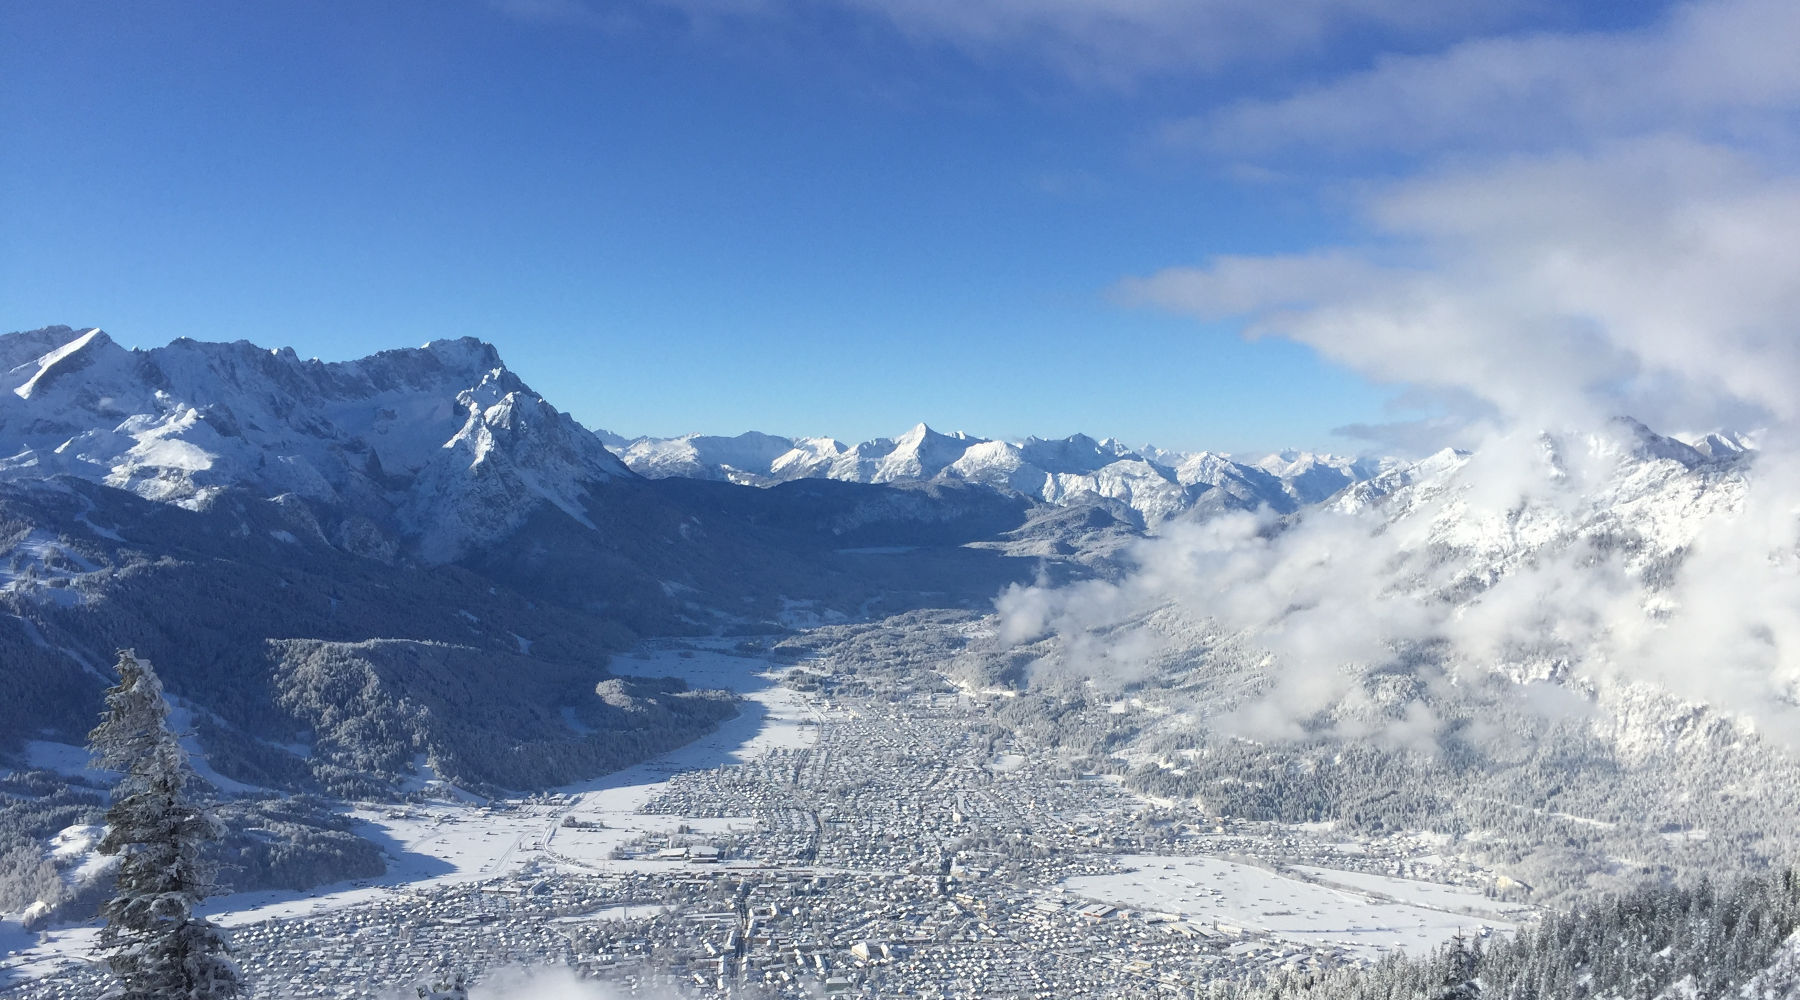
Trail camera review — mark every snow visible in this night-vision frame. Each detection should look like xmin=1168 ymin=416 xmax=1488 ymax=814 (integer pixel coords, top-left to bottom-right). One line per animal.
xmin=48 ymin=825 xmax=115 ymax=889
xmin=0 ymin=922 xmax=99 ymax=984
xmin=158 ymin=644 xmax=834 ymax=933
xmin=615 ymin=423 xmax=1383 ymax=525
xmin=47 ymin=825 xmax=102 ymax=862
xmin=548 ymin=903 xmax=668 ymax=923
xmin=11 ymin=328 xmax=104 ymax=400
xmin=0 ymin=532 xmax=100 ymax=606
xmin=22 ymin=741 xmax=114 ymax=785
xmin=0 ymin=326 xmax=629 ymax=562
xmin=1289 ymin=866 xmax=1521 ymax=921
xmin=1061 ymin=855 xmax=1518 ymax=960
xmin=164 ymin=705 xmax=267 ymax=796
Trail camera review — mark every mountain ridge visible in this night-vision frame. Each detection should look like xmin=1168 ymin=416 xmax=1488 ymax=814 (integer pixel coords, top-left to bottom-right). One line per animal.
xmin=616 ymin=425 xmax=1393 ymax=524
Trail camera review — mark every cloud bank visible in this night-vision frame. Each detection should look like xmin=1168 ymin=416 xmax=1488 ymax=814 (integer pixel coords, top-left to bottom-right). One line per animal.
xmin=399 ymin=966 xmax=685 ymax=1000
xmin=1189 ymin=0 xmax=1800 ymax=155
xmin=1125 ymin=139 xmax=1800 ymax=441
xmin=1005 ymin=0 xmax=1800 ymax=749
xmin=1000 ymin=426 xmax=1800 ymax=748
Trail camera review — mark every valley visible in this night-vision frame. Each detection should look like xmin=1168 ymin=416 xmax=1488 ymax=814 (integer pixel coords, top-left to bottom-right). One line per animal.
xmin=3 ymin=326 xmax=1799 ymax=997
xmin=12 ymin=0 xmax=1800 ymax=989
xmin=4 ymin=635 xmax=1532 ymax=998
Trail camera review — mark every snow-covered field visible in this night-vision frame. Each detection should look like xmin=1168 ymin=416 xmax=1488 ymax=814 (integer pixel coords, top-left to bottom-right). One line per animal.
xmin=1062 ymin=855 xmax=1517 ymax=960
xmin=1289 ymin=865 xmax=1520 ymax=921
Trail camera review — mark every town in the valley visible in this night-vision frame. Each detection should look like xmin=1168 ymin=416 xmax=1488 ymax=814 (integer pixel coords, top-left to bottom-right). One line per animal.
xmin=4 ymin=634 xmax=1526 ymax=1000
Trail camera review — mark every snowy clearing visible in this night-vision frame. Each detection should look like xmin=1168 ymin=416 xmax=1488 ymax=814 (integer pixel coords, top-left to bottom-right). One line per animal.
xmin=1062 ymin=854 xmax=1518 ymax=961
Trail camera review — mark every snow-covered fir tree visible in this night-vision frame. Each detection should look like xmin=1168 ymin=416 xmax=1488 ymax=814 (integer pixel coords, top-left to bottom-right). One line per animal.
xmin=87 ymin=650 xmax=244 ymax=1000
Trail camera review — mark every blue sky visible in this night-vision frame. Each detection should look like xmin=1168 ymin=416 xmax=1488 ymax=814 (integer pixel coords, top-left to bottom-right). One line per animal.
xmin=8 ymin=0 xmax=1763 ymax=455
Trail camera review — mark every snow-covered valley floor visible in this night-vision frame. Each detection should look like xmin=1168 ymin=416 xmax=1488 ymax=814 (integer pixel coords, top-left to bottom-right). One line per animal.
xmin=1 ymin=640 xmax=830 ymax=981
xmin=1062 ymin=854 xmax=1515 ymax=961
xmin=212 ymin=641 xmax=833 ymax=926
xmin=2 ymin=635 xmax=1538 ymax=995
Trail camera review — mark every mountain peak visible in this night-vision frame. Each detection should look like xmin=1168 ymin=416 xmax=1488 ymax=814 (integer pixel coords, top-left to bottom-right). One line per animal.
xmin=1687 ymin=429 xmax=1754 ymax=459
xmin=898 ymin=421 xmax=942 ymax=443
xmin=10 ymin=327 xmax=116 ymax=400
xmin=0 ymin=327 xmax=625 ymax=560
xmin=420 ymin=336 xmax=504 ymax=371
xmin=1599 ymin=416 xmax=1707 ymax=468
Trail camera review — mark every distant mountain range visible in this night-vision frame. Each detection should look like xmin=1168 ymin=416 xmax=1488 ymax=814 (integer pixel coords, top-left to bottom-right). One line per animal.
xmin=0 ymin=324 xmax=1414 ymax=809
xmin=608 ymin=425 xmax=1391 ymax=525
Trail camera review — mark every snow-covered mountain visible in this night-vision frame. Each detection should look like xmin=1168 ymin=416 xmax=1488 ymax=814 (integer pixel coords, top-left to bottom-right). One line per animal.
xmin=0 ymin=326 xmax=629 ymax=560
xmin=1172 ymin=415 xmax=1773 ymax=743
xmin=617 ymin=424 xmax=1389 ymax=524
xmin=0 ymin=325 xmax=1072 ymax=812
xmin=0 ymin=326 xmax=1396 ymax=545
xmin=1330 ymin=417 xmax=1751 ymax=569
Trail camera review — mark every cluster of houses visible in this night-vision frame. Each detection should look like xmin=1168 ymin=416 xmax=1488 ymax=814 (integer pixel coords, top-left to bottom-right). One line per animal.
xmin=5 ymin=661 xmax=1516 ymax=998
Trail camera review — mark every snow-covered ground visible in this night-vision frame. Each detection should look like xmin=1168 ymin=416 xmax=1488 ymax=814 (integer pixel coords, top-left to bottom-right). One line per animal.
xmin=205 ymin=642 xmax=830 ymax=930
xmin=1289 ymin=865 xmax=1520 ymax=921
xmin=1062 ymin=855 xmax=1517 ymax=961
xmin=1 ymin=641 xmax=830 ymax=978
xmin=21 ymin=741 xmax=112 ymax=784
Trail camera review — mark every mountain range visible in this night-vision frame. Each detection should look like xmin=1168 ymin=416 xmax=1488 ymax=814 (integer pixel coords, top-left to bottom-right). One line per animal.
xmin=609 ymin=425 xmax=1389 ymax=525
xmin=0 ymin=327 xmax=1066 ymax=802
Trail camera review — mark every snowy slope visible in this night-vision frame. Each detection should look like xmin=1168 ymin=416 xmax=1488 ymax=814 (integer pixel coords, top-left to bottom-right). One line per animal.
xmin=1331 ymin=418 xmax=1748 ymax=575
xmin=0 ymin=326 xmax=630 ymax=560
xmin=618 ymin=431 xmax=796 ymax=483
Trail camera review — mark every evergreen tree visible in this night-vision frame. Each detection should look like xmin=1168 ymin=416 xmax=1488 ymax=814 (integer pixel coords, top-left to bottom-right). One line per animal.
xmin=1435 ymin=933 xmax=1482 ymax=1000
xmin=87 ymin=650 xmax=243 ymax=1000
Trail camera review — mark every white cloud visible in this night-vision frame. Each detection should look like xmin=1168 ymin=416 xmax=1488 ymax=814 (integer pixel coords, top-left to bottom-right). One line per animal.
xmin=825 ymin=0 xmax=1527 ymax=80
xmin=997 ymin=426 xmax=1800 ymax=749
xmin=471 ymin=967 xmax=618 ymax=998
xmin=402 ymin=965 xmax=684 ymax=1000
xmin=1188 ymin=0 xmax=1800 ymax=155
xmin=997 ymin=0 xmax=1800 ymax=753
xmin=1125 ymin=137 xmax=1800 ymax=438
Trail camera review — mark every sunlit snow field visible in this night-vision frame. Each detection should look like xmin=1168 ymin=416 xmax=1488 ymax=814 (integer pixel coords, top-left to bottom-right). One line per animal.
xmin=1062 ymin=855 xmax=1514 ymax=960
